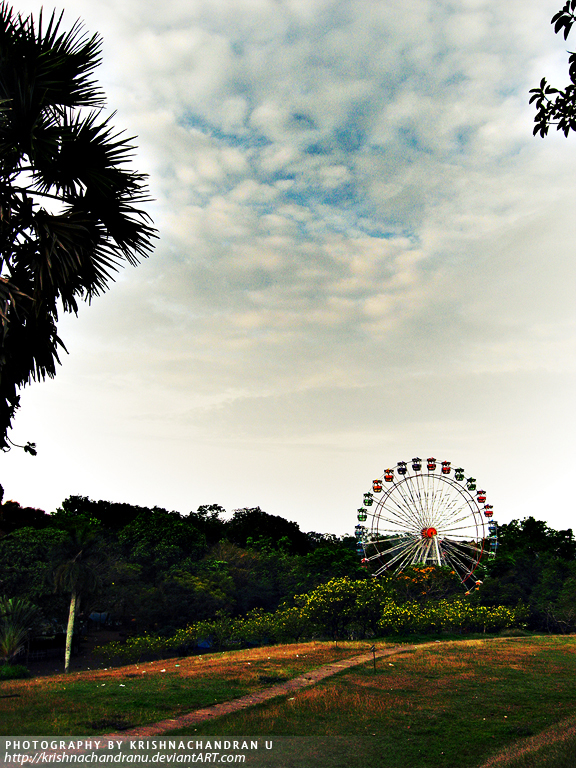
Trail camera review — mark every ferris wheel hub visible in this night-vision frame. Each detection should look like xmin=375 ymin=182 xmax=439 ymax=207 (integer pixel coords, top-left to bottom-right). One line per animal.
xmin=421 ymin=527 xmax=438 ymax=538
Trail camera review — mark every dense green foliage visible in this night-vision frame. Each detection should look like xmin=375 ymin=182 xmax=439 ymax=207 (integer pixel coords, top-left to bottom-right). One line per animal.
xmin=0 ymin=495 xmax=364 ymax=638
xmin=0 ymin=490 xmax=574 ymax=663
xmin=95 ymin=578 xmax=528 ymax=665
xmin=0 ymin=662 xmax=30 ymax=679
xmin=478 ymin=517 xmax=576 ymax=632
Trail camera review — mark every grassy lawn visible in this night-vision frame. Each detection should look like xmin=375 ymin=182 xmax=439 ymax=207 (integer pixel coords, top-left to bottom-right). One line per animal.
xmin=2 ymin=636 xmax=576 ymax=768
xmin=0 ymin=641 xmax=371 ymax=736
xmin=165 ymin=636 xmax=576 ymax=768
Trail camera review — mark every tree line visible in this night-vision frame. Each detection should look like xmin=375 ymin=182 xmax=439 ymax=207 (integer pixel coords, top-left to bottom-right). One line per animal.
xmin=0 ymin=493 xmax=363 ymax=671
xmin=1 ymin=490 xmax=575 ymax=669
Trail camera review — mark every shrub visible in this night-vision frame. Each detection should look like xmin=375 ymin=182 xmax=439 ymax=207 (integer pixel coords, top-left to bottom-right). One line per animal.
xmin=377 ymin=599 xmax=528 ymax=636
xmin=0 ymin=664 xmax=31 ymax=680
xmin=297 ymin=576 xmax=389 ymax=638
xmin=94 ymin=633 xmax=174 ymax=665
xmin=93 ymin=579 xmax=530 ymax=664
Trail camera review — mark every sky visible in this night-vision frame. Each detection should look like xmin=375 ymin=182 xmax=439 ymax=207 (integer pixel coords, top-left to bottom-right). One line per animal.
xmin=3 ymin=0 xmax=576 ymax=537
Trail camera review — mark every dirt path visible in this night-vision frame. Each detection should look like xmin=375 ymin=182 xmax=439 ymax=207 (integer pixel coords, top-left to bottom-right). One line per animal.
xmin=100 ymin=644 xmax=417 ymax=742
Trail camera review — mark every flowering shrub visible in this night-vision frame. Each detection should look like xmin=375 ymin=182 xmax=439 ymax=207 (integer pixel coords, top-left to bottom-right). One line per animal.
xmin=94 ymin=577 xmax=529 ymax=665
xmin=271 ymin=605 xmax=310 ymax=642
xmin=377 ymin=599 xmax=529 ymax=635
xmin=94 ymin=632 xmax=175 ymax=665
xmin=390 ymin=565 xmax=463 ymax=602
xmin=297 ymin=577 xmax=389 ymax=638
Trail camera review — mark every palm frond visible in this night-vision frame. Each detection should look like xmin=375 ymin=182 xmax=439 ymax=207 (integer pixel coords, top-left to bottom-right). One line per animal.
xmin=0 ymin=3 xmax=157 ymax=446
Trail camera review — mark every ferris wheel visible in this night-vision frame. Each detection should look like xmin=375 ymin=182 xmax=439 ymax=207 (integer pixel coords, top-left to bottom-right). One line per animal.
xmin=355 ymin=458 xmax=498 ymax=591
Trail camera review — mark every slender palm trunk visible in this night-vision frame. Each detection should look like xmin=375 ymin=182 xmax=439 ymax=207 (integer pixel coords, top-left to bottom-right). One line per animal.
xmin=64 ymin=589 xmax=77 ymax=674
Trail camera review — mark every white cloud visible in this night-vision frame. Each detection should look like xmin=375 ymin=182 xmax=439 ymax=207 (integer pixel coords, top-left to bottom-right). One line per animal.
xmin=5 ymin=0 xmax=576 ymax=535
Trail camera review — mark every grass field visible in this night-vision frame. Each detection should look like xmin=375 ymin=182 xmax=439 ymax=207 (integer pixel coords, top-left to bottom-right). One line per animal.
xmin=0 ymin=641 xmax=369 ymax=736
xmin=164 ymin=635 xmax=576 ymax=768
xmin=1 ymin=636 xmax=576 ymax=768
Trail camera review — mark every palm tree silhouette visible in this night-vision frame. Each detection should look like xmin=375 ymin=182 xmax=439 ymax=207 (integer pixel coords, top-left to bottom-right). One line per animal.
xmin=52 ymin=523 xmax=102 ymax=673
xmin=0 ymin=2 xmax=157 ymax=446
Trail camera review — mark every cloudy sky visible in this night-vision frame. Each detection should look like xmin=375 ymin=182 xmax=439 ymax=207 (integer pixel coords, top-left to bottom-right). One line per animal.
xmin=4 ymin=0 xmax=576 ymax=536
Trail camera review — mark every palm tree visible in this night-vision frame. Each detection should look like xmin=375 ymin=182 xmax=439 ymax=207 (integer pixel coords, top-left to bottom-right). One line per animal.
xmin=52 ymin=524 xmax=102 ymax=673
xmin=0 ymin=596 xmax=41 ymax=664
xmin=0 ymin=3 xmax=157 ymax=446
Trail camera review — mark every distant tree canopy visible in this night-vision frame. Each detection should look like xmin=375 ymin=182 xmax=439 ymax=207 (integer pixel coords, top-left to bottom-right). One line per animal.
xmin=496 ymin=516 xmax=576 ymax=560
xmin=0 ymin=493 xmax=574 ymax=635
xmin=0 ymin=483 xmax=50 ymax=534
xmin=530 ymin=1 xmax=576 ymax=137
xmin=478 ymin=516 xmax=576 ymax=632
xmin=0 ymin=494 xmax=365 ymax=631
xmin=226 ymin=506 xmax=313 ymax=555
xmin=0 ymin=3 xmax=157 ymax=448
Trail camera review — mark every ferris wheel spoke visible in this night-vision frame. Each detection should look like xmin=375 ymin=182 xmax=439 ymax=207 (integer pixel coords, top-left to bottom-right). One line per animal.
xmin=373 ymin=562 xmax=393 ymax=577
xmin=412 ymin=473 xmax=427 ymax=523
xmin=365 ymin=534 xmax=414 ymax=556
xmin=396 ymin=476 xmax=428 ymax=520
xmin=379 ymin=499 xmax=423 ymax=532
xmin=383 ymin=537 xmax=424 ymax=570
xmin=429 ymin=476 xmax=454 ymax=520
xmin=404 ymin=474 xmax=429 ymax=527
xmin=378 ymin=489 xmax=415 ymax=520
xmin=389 ymin=483 xmax=426 ymax=528
xmin=442 ymin=537 xmax=483 ymax=555
xmin=372 ymin=532 xmax=413 ymax=546
xmin=372 ymin=522 xmax=415 ymax=543
xmin=441 ymin=540 xmax=480 ymax=574
xmin=431 ymin=499 xmax=462 ymax=529
xmin=426 ymin=472 xmax=442 ymax=526
xmin=435 ymin=501 xmax=477 ymax=526
xmin=399 ymin=541 xmax=427 ymax=570
xmin=432 ymin=493 xmax=468 ymax=522
xmin=441 ymin=550 xmax=476 ymax=577
xmin=442 ymin=536 xmax=480 ymax=554
xmin=443 ymin=546 xmax=480 ymax=570
xmin=444 ymin=545 xmax=483 ymax=566
xmin=438 ymin=508 xmax=479 ymax=527
xmin=386 ymin=546 xmax=415 ymax=572
xmin=410 ymin=540 xmax=427 ymax=566
xmin=369 ymin=536 xmax=417 ymax=557
xmin=414 ymin=537 xmax=435 ymax=566
xmin=439 ymin=521 xmax=481 ymax=537
xmin=406 ymin=478 xmax=430 ymax=525
xmin=377 ymin=500 xmax=422 ymax=530
xmin=376 ymin=536 xmax=420 ymax=561
xmin=435 ymin=509 xmax=479 ymax=535
xmin=436 ymin=478 xmax=470 ymax=521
